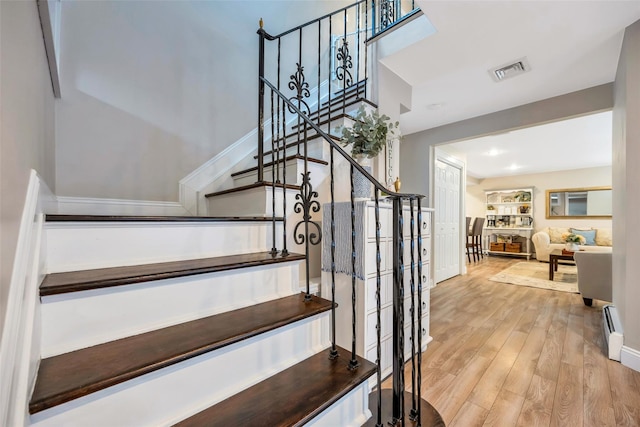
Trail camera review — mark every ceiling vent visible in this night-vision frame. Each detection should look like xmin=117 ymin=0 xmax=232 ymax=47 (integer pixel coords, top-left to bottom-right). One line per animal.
xmin=489 ymin=57 xmax=531 ymax=82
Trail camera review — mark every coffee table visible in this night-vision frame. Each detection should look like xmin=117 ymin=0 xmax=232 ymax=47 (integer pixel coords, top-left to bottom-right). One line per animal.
xmin=548 ymin=249 xmax=575 ymax=280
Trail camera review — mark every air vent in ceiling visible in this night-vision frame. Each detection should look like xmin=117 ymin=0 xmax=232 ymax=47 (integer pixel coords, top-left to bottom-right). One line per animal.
xmin=489 ymin=57 xmax=531 ymax=82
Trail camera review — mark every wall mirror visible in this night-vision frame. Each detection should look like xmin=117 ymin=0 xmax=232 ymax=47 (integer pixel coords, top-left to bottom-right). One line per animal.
xmin=545 ymin=187 xmax=612 ymax=219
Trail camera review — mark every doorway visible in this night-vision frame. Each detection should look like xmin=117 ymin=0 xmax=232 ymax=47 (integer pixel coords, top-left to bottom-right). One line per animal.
xmin=432 ymin=148 xmax=466 ymax=283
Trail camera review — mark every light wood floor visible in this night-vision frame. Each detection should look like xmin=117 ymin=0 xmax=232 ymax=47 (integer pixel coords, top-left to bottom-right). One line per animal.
xmin=386 ymin=256 xmax=640 ymax=426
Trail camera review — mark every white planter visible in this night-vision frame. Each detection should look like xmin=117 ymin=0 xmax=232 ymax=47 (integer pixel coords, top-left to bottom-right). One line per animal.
xmin=353 ymin=156 xmax=373 ymax=200
xmin=565 ymin=242 xmax=579 ymax=252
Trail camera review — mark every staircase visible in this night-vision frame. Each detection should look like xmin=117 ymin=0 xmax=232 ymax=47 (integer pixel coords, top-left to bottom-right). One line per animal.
xmin=6 ymin=2 xmax=451 ymax=426
xmin=28 ymin=215 xmax=376 ymax=426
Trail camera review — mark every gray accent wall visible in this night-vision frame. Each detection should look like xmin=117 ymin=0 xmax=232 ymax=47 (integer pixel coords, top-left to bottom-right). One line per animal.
xmin=0 ymin=1 xmax=56 ymax=336
xmin=399 ymin=84 xmax=614 ymax=200
xmin=613 ymin=18 xmax=640 ymax=353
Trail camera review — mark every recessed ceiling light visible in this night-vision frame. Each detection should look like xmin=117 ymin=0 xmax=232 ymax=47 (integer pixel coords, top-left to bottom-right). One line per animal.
xmin=489 ymin=57 xmax=531 ymax=82
xmin=508 ymin=164 xmax=521 ymax=171
xmin=485 ymin=148 xmax=503 ymax=156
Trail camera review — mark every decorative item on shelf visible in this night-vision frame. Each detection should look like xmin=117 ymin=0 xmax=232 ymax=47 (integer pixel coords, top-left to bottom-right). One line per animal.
xmin=562 ymin=232 xmax=585 ymax=252
xmin=337 ymin=105 xmax=399 ymax=199
xmin=514 ymin=191 xmax=532 ymax=202
xmin=519 ymin=204 xmax=530 ymax=214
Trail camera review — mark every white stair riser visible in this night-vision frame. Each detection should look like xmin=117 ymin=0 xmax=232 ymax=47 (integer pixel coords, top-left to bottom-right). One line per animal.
xmin=41 ymin=262 xmax=301 ymax=357
xmin=30 ymin=313 xmax=331 ymax=427
xmin=44 ymin=222 xmax=283 ymax=273
xmin=207 ymin=186 xmax=300 ymax=217
xmin=305 ymin=381 xmax=372 ymax=427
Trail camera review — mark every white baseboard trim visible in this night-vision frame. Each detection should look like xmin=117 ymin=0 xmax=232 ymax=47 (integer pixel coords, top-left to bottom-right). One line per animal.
xmin=621 ymin=345 xmax=640 ymax=373
xmin=0 ymin=170 xmax=48 ymax=426
xmin=179 ymin=80 xmax=331 ymax=215
xmin=56 ymin=196 xmax=189 ymax=216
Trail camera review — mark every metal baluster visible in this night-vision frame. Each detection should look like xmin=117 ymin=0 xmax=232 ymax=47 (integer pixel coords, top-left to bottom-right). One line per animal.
xmin=317 ymin=20 xmax=321 ymax=126
xmin=364 ymin=0 xmax=369 ymax=99
xmin=409 ymin=198 xmax=418 ymax=420
xmin=416 ymin=198 xmax=424 ymax=426
xmin=281 ymin=92 xmax=289 ymax=257
xmin=303 ymin=125 xmax=311 ymax=299
xmin=329 ymin=144 xmax=339 ymax=359
xmin=392 ymin=196 xmax=405 ymax=425
xmin=275 ymin=38 xmax=282 ymax=186
xmin=257 ymin=19 xmax=265 ymax=183
xmin=356 ymin=2 xmax=361 ymax=92
xmin=343 ymin=9 xmax=347 ymax=116
xmin=327 ymin=15 xmax=332 ymax=131
xmin=374 ymin=190 xmax=383 ymax=427
xmin=349 ymin=163 xmax=359 ymax=370
xmin=270 ymin=89 xmax=278 ymax=256
xmin=297 ymin=28 xmax=303 ymax=156
xmin=371 ymin=0 xmax=376 ymax=36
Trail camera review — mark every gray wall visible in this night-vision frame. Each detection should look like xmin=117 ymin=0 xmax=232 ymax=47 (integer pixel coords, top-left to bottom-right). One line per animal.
xmin=613 ymin=19 xmax=640 ymax=352
xmin=0 ymin=1 xmax=56 ymax=337
xmin=55 ymin=1 xmax=350 ymax=201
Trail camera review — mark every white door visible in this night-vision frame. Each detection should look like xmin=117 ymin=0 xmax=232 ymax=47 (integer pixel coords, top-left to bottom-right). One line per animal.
xmin=434 ymin=159 xmax=461 ymax=282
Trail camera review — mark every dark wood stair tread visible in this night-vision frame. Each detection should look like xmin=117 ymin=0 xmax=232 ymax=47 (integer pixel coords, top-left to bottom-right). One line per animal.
xmin=174 ymin=345 xmax=376 ymax=427
xmin=40 ymin=251 xmax=305 ymax=296
xmin=45 ymin=214 xmax=283 ymax=222
xmin=231 ymin=154 xmax=328 ymax=178
xmin=30 ymin=293 xmax=333 ymax=414
xmin=204 ymin=182 xmax=301 ymax=198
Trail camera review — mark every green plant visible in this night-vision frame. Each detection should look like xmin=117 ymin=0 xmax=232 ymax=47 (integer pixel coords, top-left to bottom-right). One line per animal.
xmin=337 ymin=106 xmax=399 ymax=158
xmin=562 ymin=232 xmax=586 ymax=244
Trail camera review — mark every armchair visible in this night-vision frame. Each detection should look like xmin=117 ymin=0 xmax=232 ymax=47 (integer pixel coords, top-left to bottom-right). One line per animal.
xmin=573 ymin=251 xmax=612 ymax=306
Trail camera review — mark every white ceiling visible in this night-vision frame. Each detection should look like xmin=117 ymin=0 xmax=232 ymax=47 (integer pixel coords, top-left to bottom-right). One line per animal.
xmin=441 ymin=110 xmax=612 ymax=179
xmin=380 ymin=1 xmax=640 ymax=178
xmin=383 ymin=0 xmax=640 ymax=135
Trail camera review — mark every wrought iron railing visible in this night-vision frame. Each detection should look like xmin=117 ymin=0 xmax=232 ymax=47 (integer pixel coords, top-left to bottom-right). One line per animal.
xmin=256 ymin=1 xmax=428 ymax=425
xmin=260 ymin=75 xmax=428 ymax=425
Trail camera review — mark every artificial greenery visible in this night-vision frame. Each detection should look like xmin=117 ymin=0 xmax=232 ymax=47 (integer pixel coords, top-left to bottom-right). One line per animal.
xmin=338 ymin=106 xmax=399 ymax=158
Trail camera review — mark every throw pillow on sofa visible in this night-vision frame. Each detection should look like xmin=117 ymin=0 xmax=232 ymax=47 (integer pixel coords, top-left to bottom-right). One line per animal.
xmin=548 ymin=227 xmax=569 ymax=243
xmin=595 ymin=228 xmax=613 ymax=246
xmin=571 ymin=228 xmax=596 ymax=245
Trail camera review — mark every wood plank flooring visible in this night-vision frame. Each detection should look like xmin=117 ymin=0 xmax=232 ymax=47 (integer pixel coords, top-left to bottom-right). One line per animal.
xmin=385 ymin=256 xmax=640 ymax=426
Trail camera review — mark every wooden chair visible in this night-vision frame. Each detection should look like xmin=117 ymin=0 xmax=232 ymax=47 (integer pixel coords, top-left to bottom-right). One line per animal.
xmin=466 ymin=217 xmax=485 ymax=262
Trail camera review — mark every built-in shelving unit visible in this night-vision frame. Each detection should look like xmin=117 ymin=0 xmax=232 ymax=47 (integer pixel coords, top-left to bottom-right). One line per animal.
xmin=484 ymin=188 xmax=534 ymax=259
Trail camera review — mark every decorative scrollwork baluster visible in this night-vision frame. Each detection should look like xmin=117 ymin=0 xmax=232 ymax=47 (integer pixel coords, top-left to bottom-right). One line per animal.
xmin=380 ymin=0 xmax=395 ymax=29
xmin=293 ymin=171 xmax=321 ymax=299
xmin=287 ymin=62 xmax=311 ymax=116
xmin=336 ymin=38 xmax=353 ymax=89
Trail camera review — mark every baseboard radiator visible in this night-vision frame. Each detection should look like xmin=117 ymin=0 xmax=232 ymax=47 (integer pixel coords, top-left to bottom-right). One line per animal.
xmin=603 ymin=304 xmax=623 ymax=361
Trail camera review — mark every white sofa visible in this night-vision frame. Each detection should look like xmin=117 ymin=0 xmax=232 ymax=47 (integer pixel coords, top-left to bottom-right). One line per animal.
xmin=532 ymin=226 xmax=612 ymax=262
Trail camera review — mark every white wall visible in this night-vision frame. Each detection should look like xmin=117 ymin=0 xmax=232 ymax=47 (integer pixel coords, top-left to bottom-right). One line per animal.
xmin=55 ymin=0 xmax=351 ymax=201
xmin=613 ymin=19 xmax=640 ymax=359
xmin=466 ymin=166 xmax=613 ymax=232
xmin=0 ymin=1 xmax=56 ymax=339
